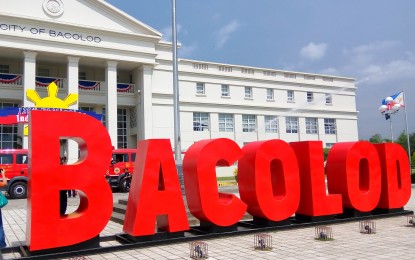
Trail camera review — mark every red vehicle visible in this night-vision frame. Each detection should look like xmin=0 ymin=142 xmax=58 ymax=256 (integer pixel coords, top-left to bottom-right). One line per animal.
xmin=0 ymin=148 xmax=136 ymax=199
xmin=105 ymin=149 xmax=136 ymax=192
xmin=0 ymin=149 xmax=29 ymax=199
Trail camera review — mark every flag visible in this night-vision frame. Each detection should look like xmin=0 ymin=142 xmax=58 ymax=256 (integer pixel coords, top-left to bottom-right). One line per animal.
xmin=381 ymin=91 xmax=404 ymax=107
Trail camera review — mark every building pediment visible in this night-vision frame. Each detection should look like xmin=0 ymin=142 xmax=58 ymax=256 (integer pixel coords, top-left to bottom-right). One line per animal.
xmin=0 ymin=0 xmax=161 ymax=39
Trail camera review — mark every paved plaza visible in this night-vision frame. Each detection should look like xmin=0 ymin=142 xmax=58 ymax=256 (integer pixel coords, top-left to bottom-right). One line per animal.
xmin=1 ymin=186 xmax=415 ymax=259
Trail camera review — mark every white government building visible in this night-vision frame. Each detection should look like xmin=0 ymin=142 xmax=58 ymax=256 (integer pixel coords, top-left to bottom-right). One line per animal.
xmin=0 ymin=0 xmax=358 ymax=154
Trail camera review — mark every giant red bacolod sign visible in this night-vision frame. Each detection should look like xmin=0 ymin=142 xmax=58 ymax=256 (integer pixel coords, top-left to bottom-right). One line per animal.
xmin=27 ymin=111 xmax=411 ymax=251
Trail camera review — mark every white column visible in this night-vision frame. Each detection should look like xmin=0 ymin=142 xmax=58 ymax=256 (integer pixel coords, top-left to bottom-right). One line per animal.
xmin=66 ymin=56 xmax=80 ymax=163
xmin=138 ymin=65 xmax=153 ymax=140
xmin=67 ymin=56 xmax=79 ymax=110
xmin=23 ymin=51 xmax=37 ymax=149
xmin=106 ymin=61 xmax=118 ymax=148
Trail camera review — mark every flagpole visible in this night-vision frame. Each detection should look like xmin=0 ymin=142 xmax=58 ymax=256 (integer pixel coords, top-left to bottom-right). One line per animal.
xmin=389 ymin=112 xmax=394 ymax=143
xmin=402 ymin=89 xmax=412 ymax=171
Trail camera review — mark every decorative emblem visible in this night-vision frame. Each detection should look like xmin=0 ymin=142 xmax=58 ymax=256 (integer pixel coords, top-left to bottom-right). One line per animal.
xmin=24 ymin=82 xmax=78 ymax=135
xmin=43 ymin=0 xmax=64 ymax=17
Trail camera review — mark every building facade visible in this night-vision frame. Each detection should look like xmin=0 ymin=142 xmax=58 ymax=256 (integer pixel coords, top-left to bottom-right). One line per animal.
xmin=0 ymin=0 xmax=358 ymax=154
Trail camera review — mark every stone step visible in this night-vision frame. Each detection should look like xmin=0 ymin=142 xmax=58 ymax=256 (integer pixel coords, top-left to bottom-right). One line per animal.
xmin=113 ymin=203 xmax=127 ymax=214
xmin=111 ymin=199 xmax=253 ymax=227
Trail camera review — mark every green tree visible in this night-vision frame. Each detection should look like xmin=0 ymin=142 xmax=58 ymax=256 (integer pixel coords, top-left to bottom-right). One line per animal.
xmin=368 ymin=134 xmax=384 ymax=144
xmin=395 ymin=131 xmax=415 ymax=159
xmin=412 ymin=152 xmax=415 ymax=170
xmin=396 ymin=131 xmax=407 ymax=150
xmin=323 ymin=148 xmax=330 ymax=161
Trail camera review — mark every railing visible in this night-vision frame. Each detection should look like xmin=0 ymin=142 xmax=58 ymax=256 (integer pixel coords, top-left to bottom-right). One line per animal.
xmin=0 ymin=73 xmax=135 ymax=94
xmin=79 ymin=80 xmax=101 ymax=92
xmin=36 ymin=76 xmax=65 ymax=89
xmin=0 ymin=73 xmax=22 ymax=86
xmin=117 ymin=83 xmax=135 ymax=93
xmin=79 ymin=81 xmax=135 ymax=93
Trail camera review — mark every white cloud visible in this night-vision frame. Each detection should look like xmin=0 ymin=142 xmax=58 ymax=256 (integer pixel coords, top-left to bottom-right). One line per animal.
xmin=348 ymin=40 xmax=399 ymax=55
xmin=340 ymin=41 xmax=415 ymax=86
xmin=215 ymin=20 xmax=240 ymax=48
xmin=161 ymin=24 xmax=186 ymax=41
xmin=178 ymin=43 xmax=197 ymax=58
xmin=300 ymin=42 xmax=328 ymax=61
xmin=343 ymin=41 xmax=401 ymax=67
xmin=319 ymin=67 xmax=339 ymax=76
xmin=357 ymin=59 xmax=415 ymax=85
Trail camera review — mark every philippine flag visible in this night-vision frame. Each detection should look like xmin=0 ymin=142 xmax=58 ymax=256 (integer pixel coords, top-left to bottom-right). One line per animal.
xmin=381 ymin=91 xmax=405 ymax=107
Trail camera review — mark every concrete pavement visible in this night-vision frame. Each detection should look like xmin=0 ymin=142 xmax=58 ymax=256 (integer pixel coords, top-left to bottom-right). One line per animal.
xmin=1 ymin=186 xmax=415 ymax=259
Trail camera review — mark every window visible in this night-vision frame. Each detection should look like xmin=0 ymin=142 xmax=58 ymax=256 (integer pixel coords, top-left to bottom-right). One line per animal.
xmin=305 ymin=118 xmax=318 ymax=134
xmin=79 ymin=72 xmax=87 ymax=80
xmin=16 ymin=154 xmax=28 ymax=164
xmin=113 ymin=153 xmax=128 ymax=163
xmin=266 ymin=89 xmax=274 ymax=100
xmin=102 ymin=107 xmax=106 ymax=127
xmin=245 ymin=87 xmax=253 ymax=99
xmin=287 ymin=90 xmax=295 ymax=102
xmin=263 ymin=71 xmax=276 ymax=77
xmin=130 ymin=107 xmax=137 ymax=128
xmin=284 ymin=73 xmax=296 ymax=78
xmin=326 ymin=143 xmax=335 ymax=148
xmin=117 ymin=108 xmax=127 ymax=148
xmin=324 ymin=118 xmax=336 ymax=134
xmin=37 ymin=68 xmax=50 ymax=77
xmin=285 ymin=117 xmax=299 ymax=133
xmin=219 ymin=66 xmax=232 ymax=72
xmin=193 ymin=112 xmax=209 ymax=131
xmin=218 ymin=113 xmax=234 ymax=132
xmin=79 ymin=106 xmax=95 ymax=112
xmin=0 ymin=65 xmax=10 ymax=74
xmin=196 ymin=82 xmax=205 ymax=95
xmin=193 ymin=63 xmax=208 ymax=70
xmin=242 ymin=115 xmax=257 ymax=132
xmin=325 ymin=93 xmax=332 ymax=104
xmin=307 ymin=92 xmax=314 ymax=103
xmin=304 ymin=75 xmax=315 ymax=80
xmin=0 ymin=154 xmax=12 ymax=164
xmin=221 ymin=84 xmax=230 ymax=97
xmin=241 ymin=68 xmax=255 ymax=75
xmin=0 ymin=102 xmax=19 ymax=149
xmin=323 ymin=77 xmax=334 ymax=82
xmin=265 ymin=116 xmax=278 ymax=133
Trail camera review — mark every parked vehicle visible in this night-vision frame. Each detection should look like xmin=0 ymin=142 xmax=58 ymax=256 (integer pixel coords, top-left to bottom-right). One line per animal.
xmin=0 ymin=149 xmax=28 ymax=199
xmin=0 ymin=148 xmax=136 ymax=199
xmin=105 ymin=149 xmax=136 ymax=192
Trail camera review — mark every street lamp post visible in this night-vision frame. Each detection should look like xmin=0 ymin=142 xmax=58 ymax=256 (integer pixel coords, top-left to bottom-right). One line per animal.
xmin=172 ymin=0 xmax=182 ymax=164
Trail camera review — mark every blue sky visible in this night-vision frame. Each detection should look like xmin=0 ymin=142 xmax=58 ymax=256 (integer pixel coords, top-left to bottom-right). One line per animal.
xmin=107 ymin=0 xmax=415 ymax=140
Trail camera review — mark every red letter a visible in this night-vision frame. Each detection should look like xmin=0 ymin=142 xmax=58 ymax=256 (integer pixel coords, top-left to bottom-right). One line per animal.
xmin=123 ymin=139 xmax=189 ymax=236
xmin=27 ymin=111 xmax=113 ymax=251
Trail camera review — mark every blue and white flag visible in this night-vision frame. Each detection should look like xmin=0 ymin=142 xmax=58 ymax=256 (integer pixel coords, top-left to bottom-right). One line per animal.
xmin=381 ymin=91 xmax=404 ymax=107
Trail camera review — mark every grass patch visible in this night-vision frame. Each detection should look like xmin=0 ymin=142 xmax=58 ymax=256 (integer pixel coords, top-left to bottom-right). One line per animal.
xmin=314 ymin=238 xmax=335 ymax=242
xmin=217 ymin=176 xmax=236 ymax=181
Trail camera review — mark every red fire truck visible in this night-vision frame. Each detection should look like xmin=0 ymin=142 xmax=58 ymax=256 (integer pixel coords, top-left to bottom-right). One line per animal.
xmin=0 ymin=148 xmax=136 ymax=199
xmin=105 ymin=149 xmax=136 ymax=192
xmin=0 ymin=149 xmax=29 ymax=199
